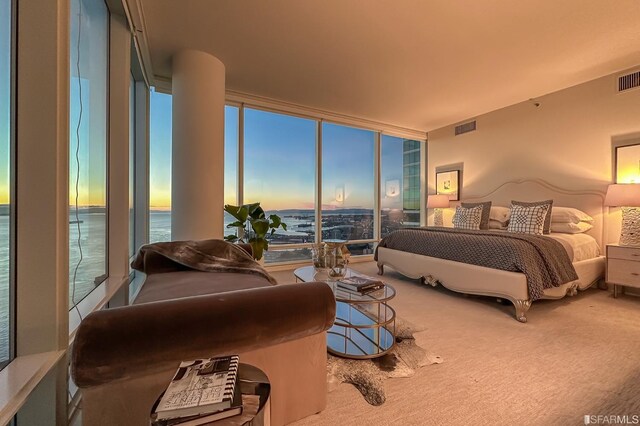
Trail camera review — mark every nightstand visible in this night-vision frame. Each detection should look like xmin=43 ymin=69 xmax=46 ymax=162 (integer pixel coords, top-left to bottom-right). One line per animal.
xmin=606 ymin=244 xmax=640 ymax=298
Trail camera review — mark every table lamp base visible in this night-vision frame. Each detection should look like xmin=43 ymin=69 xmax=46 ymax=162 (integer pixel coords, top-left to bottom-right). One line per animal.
xmin=434 ymin=209 xmax=444 ymax=227
xmin=619 ymin=207 xmax=640 ymax=246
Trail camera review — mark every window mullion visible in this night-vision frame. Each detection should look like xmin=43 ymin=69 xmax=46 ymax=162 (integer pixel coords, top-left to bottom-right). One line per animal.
xmin=420 ymin=139 xmax=428 ymax=226
xmin=238 ymin=103 xmax=244 ymax=206
xmin=374 ymin=132 xmax=381 ymax=242
xmin=316 ymin=120 xmax=322 ymax=244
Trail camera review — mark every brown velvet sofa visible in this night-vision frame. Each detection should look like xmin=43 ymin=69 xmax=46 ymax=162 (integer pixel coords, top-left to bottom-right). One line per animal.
xmin=71 ymin=243 xmax=336 ymax=426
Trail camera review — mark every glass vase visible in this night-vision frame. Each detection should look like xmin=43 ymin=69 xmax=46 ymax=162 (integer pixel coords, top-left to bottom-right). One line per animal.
xmin=325 ymin=240 xmax=348 ymax=281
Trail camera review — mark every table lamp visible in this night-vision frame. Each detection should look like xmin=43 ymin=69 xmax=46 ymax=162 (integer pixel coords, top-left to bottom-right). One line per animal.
xmin=427 ymin=194 xmax=450 ymax=227
xmin=604 ymin=184 xmax=640 ymax=246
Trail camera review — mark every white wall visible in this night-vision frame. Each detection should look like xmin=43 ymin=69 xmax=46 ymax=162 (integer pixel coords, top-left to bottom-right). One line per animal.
xmin=427 ymin=67 xmax=640 ymax=239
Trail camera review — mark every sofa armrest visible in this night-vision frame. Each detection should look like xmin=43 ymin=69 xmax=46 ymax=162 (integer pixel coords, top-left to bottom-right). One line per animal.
xmin=71 ymin=282 xmax=335 ymax=388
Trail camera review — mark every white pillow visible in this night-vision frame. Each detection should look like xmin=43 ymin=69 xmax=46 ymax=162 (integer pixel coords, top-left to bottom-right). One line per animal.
xmin=488 ymin=219 xmax=507 ymax=230
xmin=489 ymin=206 xmax=511 ymax=224
xmin=551 ymin=207 xmax=593 ymax=224
xmin=550 ymin=221 xmax=593 ymax=234
xmin=452 ymin=205 xmax=483 ymax=230
xmin=507 ymin=204 xmax=551 ymax=235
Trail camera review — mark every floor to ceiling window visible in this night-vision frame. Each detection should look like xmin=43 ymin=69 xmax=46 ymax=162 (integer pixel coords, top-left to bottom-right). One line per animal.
xmin=243 ymin=108 xmax=317 ymax=262
xmin=322 ymin=123 xmax=375 ymax=254
xmin=69 ymin=0 xmax=109 ymax=308
xmin=0 ymin=0 xmax=13 ymax=368
xmin=149 ymin=88 xmax=172 ymax=243
xmin=221 ymin=104 xmax=425 ymax=263
xmin=381 ymin=135 xmax=422 ymax=238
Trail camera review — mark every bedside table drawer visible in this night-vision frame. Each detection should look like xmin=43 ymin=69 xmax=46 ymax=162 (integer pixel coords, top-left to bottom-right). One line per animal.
xmin=607 ymin=258 xmax=640 ymax=287
xmin=608 ymin=245 xmax=640 ymax=261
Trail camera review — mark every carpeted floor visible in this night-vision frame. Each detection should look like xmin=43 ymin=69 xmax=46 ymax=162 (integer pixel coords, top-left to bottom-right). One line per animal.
xmin=271 ymin=262 xmax=640 ymax=426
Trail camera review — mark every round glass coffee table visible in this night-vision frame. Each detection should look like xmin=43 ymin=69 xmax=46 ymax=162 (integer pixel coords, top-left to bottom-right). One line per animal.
xmin=294 ymin=266 xmax=396 ymax=359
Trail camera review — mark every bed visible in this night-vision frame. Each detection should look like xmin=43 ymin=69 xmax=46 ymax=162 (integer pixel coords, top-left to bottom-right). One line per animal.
xmin=375 ymin=179 xmax=607 ymax=323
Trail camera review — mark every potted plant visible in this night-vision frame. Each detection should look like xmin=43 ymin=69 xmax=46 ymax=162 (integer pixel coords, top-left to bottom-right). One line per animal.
xmin=224 ymin=202 xmax=288 ymax=261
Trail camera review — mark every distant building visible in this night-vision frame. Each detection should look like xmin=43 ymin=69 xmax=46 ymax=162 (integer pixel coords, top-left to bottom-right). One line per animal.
xmin=402 ymin=140 xmax=421 ymax=224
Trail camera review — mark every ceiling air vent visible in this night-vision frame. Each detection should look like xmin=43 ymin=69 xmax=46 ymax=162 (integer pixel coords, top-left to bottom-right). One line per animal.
xmin=618 ymin=71 xmax=640 ymax=92
xmin=455 ymin=120 xmax=476 ymax=136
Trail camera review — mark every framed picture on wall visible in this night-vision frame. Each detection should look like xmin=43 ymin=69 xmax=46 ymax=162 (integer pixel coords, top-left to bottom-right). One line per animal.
xmin=436 ymin=170 xmax=460 ymax=201
xmin=615 ymin=143 xmax=640 ymax=183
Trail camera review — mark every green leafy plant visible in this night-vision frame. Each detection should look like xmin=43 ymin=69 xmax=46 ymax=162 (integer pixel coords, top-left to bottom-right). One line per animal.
xmin=224 ymin=202 xmax=288 ymax=261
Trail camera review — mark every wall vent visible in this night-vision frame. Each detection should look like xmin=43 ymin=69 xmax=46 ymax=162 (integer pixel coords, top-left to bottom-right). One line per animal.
xmin=618 ymin=71 xmax=640 ymax=92
xmin=455 ymin=120 xmax=476 ymax=136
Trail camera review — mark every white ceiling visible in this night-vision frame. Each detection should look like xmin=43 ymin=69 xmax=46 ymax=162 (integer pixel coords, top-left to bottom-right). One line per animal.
xmin=140 ymin=0 xmax=640 ymax=132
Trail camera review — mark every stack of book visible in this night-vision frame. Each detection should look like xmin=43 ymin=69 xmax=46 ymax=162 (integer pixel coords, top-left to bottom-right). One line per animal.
xmin=151 ymin=355 xmax=243 ymax=426
xmin=336 ymin=275 xmax=384 ymax=295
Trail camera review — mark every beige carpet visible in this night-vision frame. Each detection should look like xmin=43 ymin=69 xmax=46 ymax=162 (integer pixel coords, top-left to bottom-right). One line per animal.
xmin=271 ymin=262 xmax=640 ymax=426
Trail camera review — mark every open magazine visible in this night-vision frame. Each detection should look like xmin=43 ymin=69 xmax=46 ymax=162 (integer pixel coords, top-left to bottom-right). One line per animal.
xmin=153 ymin=356 xmax=240 ymax=421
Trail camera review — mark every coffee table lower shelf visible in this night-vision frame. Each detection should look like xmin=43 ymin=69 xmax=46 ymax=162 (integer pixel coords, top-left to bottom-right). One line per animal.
xmin=327 ymin=301 xmax=396 ymax=359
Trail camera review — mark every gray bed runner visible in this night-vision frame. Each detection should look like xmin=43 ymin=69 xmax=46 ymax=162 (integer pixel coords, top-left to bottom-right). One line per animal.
xmin=375 ymin=227 xmax=578 ymax=300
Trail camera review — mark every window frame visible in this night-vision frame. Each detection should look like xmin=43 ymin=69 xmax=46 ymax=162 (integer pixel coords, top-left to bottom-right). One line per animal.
xmin=241 ymin=106 xmax=318 ymax=254
xmin=129 ymin=70 xmax=136 ymax=261
xmin=225 ymin=102 xmax=426 ymax=265
xmin=148 ymin=87 xmax=173 ymax=244
xmin=68 ymin=0 xmax=111 ymax=311
xmin=0 ymin=0 xmax=17 ymax=371
xmin=128 ymin=41 xmax=149 ymax=303
xmin=379 ymin=134 xmax=424 ymax=239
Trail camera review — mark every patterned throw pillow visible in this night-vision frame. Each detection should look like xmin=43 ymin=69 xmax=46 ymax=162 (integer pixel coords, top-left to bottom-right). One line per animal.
xmin=511 ymin=200 xmax=553 ymax=234
xmin=507 ymin=204 xmax=551 ymax=235
xmin=461 ymin=201 xmax=492 ymax=230
xmin=452 ymin=205 xmax=484 ymax=230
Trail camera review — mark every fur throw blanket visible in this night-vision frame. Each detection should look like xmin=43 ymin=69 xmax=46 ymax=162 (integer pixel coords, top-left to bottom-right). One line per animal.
xmin=131 ymin=239 xmax=277 ymax=285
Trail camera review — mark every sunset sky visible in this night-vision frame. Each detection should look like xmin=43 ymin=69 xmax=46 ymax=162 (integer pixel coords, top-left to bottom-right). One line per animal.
xmin=68 ymin=0 xmax=109 ymax=207
xmin=149 ymin=98 xmax=411 ymax=210
xmin=149 ymin=89 xmax=172 ymax=208
xmin=0 ymin=0 xmax=10 ymax=205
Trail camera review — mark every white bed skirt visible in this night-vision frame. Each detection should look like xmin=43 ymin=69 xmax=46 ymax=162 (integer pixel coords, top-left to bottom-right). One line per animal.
xmin=376 ymin=247 xmax=605 ymax=322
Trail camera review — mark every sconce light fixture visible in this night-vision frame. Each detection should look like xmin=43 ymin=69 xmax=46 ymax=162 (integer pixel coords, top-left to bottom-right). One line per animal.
xmin=385 ymin=180 xmax=400 ymax=197
xmin=335 ymin=185 xmax=345 ymax=203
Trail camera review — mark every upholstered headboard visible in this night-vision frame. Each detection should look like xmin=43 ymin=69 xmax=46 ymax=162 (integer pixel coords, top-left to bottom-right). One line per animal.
xmin=462 ymin=178 xmax=607 ymax=248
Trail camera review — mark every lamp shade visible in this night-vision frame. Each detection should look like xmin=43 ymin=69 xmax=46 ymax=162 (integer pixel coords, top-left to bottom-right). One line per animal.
xmin=604 ymin=184 xmax=640 ymax=207
xmin=427 ymin=194 xmax=450 ymax=208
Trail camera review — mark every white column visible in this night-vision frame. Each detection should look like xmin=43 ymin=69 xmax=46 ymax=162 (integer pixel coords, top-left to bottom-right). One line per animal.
xmin=171 ymin=50 xmax=225 ymax=241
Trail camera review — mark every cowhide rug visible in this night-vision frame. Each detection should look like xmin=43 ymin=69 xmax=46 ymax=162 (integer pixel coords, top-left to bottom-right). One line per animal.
xmin=326 ymin=317 xmax=443 ymax=406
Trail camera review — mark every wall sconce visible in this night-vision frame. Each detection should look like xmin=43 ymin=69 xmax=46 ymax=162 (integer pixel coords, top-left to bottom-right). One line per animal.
xmin=335 ymin=185 xmax=345 ymax=203
xmin=385 ymin=180 xmax=400 ymax=197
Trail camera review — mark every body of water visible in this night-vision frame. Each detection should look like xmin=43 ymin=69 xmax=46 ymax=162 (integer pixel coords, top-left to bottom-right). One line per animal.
xmin=149 ymin=211 xmax=171 ymax=243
